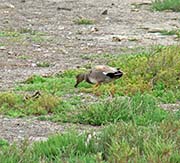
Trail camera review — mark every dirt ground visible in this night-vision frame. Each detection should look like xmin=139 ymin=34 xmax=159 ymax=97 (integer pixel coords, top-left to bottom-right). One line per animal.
xmin=0 ymin=0 xmax=180 ymax=90
xmin=0 ymin=0 xmax=180 ymax=143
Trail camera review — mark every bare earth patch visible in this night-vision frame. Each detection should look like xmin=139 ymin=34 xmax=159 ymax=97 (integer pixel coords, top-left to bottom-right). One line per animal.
xmin=0 ymin=0 xmax=180 ymax=143
xmin=0 ymin=115 xmax=101 ymax=144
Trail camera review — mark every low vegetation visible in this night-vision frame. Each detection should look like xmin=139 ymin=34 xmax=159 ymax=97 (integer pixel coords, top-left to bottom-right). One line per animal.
xmin=1 ymin=119 xmax=180 ymax=162
xmin=0 ymin=45 xmax=180 ymax=162
xmin=74 ymin=18 xmax=95 ymax=25
xmin=159 ymin=29 xmax=180 ymax=39
xmin=152 ymin=0 xmax=180 ymax=12
xmin=36 ymin=61 xmax=51 ymax=67
xmin=0 ymin=28 xmax=48 ymax=44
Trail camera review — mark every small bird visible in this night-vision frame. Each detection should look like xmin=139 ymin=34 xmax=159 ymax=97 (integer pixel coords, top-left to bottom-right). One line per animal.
xmin=74 ymin=65 xmax=123 ymax=88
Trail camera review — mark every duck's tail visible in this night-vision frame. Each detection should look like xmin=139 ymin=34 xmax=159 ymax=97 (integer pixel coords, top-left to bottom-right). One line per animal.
xmin=106 ymin=71 xmax=123 ymax=78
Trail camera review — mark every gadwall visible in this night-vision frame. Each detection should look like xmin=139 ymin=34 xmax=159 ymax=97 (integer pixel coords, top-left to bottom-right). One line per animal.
xmin=75 ymin=65 xmax=123 ymax=88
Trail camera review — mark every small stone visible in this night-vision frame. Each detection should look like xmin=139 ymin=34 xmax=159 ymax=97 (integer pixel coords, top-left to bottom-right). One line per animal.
xmin=131 ymin=8 xmax=139 ymax=12
xmin=112 ymin=36 xmax=122 ymax=42
xmin=148 ymin=28 xmax=163 ymax=33
xmin=59 ymin=48 xmax=68 ymax=54
xmin=128 ymin=38 xmax=139 ymax=41
xmin=0 ymin=3 xmax=15 ymax=9
xmin=105 ymin=17 xmax=110 ymax=20
xmin=90 ymin=27 xmax=99 ymax=33
xmin=21 ymin=0 xmax=26 ymax=2
xmin=7 ymin=51 xmax=13 ymax=55
xmin=0 ymin=46 xmax=6 ymax=50
xmin=34 ymin=48 xmax=42 ymax=52
xmin=31 ymin=63 xmax=37 ymax=67
xmin=135 ymin=1 xmax=152 ymax=5
xmin=101 ymin=9 xmax=108 ymax=15
xmin=57 ymin=7 xmax=71 ymax=11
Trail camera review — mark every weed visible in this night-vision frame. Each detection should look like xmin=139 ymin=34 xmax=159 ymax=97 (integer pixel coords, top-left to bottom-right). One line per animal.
xmin=24 ymin=94 xmax=60 ymax=115
xmin=0 ymin=92 xmax=20 ymax=108
xmin=0 ymin=91 xmax=60 ymax=116
xmin=102 ymin=120 xmax=180 ymax=162
xmin=159 ymin=29 xmax=180 ymax=38
xmin=36 ymin=62 xmax=51 ymax=67
xmin=0 ymin=139 xmax=9 ymax=148
xmin=74 ymin=18 xmax=94 ymax=25
xmin=19 ymin=28 xmax=37 ymax=35
xmin=152 ymin=0 xmax=180 ymax=12
xmin=73 ymin=93 xmax=168 ymax=126
xmin=17 ymin=55 xmax=31 ymax=60
xmin=0 ymin=31 xmax=19 ymax=37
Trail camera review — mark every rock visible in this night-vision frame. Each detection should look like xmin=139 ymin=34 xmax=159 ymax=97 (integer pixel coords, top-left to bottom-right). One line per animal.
xmin=112 ymin=36 xmax=122 ymax=42
xmin=138 ymin=26 xmax=149 ymax=30
xmin=105 ymin=17 xmax=110 ymax=20
xmin=148 ymin=28 xmax=163 ymax=33
xmin=29 ymin=136 xmax=48 ymax=142
xmin=90 ymin=27 xmax=99 ymax=33
xmin=159 ymin=103 xmax=180 ymax=112
xmin=0 ymin=3 xmax=15 ymax=9
xmin=31 ymin=63 xmax=37 ymax=67
xmin=128 ymin=38 xmax=139 ymax=41
xmin=131 ymin=8 xmax=140 ymax=12
xmin=57 ymin=7 xmax=71 ymax=11
xmin=101 ymin=9 xmax=108 ymax=15
xmin=135 ymin=1 xmax=152 ymax=5
xmin=34 ymin=48 xmax=42 ymax=52
xmin=0 ymin=46 xmax=6 ymax=50
xmin=7 ymin=51 xmax=13 ymax=55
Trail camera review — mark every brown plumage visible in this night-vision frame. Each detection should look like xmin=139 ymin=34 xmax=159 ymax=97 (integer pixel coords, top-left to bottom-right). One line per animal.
xmin=74 ymin=65 xmax=123 ymax=88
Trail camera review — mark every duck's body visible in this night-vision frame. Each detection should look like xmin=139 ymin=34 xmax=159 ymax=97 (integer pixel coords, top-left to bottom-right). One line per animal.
xmin=74 ymin=65 xmax=123 ymax=87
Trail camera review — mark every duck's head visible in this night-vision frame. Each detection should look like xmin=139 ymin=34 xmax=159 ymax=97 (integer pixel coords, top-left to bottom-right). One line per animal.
xmin=74 ymin=73 xmax=86 ymax=88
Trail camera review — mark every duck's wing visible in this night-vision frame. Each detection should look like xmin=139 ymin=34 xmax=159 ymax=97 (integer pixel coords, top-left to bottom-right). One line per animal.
xmin=88 ymin=70 xmax=107 ymax=83
xmin=94 ymin=65 xmax=118 ymax=74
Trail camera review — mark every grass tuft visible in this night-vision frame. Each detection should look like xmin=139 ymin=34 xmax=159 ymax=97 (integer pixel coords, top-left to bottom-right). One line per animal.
xmin=159 ymin=29 xmax=180 ymax=38
xmin=0 ymin=92 xmax=60 ymax=116
xmin=72 ymin=94 xmax=169 ymax=126
xmin=152 ymin=0 xmax=180 ymax=12
xmin=37 ymin=62 xmax=51 ymax=67
xmin=74 ymin=18 xmax=95 ymax=25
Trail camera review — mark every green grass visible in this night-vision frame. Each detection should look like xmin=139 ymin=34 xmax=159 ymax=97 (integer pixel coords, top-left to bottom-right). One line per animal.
xmin=0 ymin=139 xmax=9 ymax=148
xmin=37 ymin=61 xmax=51 ymax=67
xmin=17 ymin=55 xmax=31 ymax=60
xmin=74 ymin=94 xmax=169 ymax=126
xmin=0 ymin=92 xmax=61 ymax=117
xmin=159 ymin=29 xmax=180 ymax=38
xmin=74 ymin=18 xmax=95 ymax=25
xmin=152 ymin=0 xmax=180 ymax=12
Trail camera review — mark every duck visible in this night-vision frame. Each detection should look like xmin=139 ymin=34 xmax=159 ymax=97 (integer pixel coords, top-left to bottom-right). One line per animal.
xmin=74 ymin=65 xmax=123 ymax=88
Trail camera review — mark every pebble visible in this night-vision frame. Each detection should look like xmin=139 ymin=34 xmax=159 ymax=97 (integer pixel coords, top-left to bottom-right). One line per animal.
xmin=0 ymin=3 xmax=15 ymax=9
xmin=0 ymin=46 xmax=6 ymax=50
